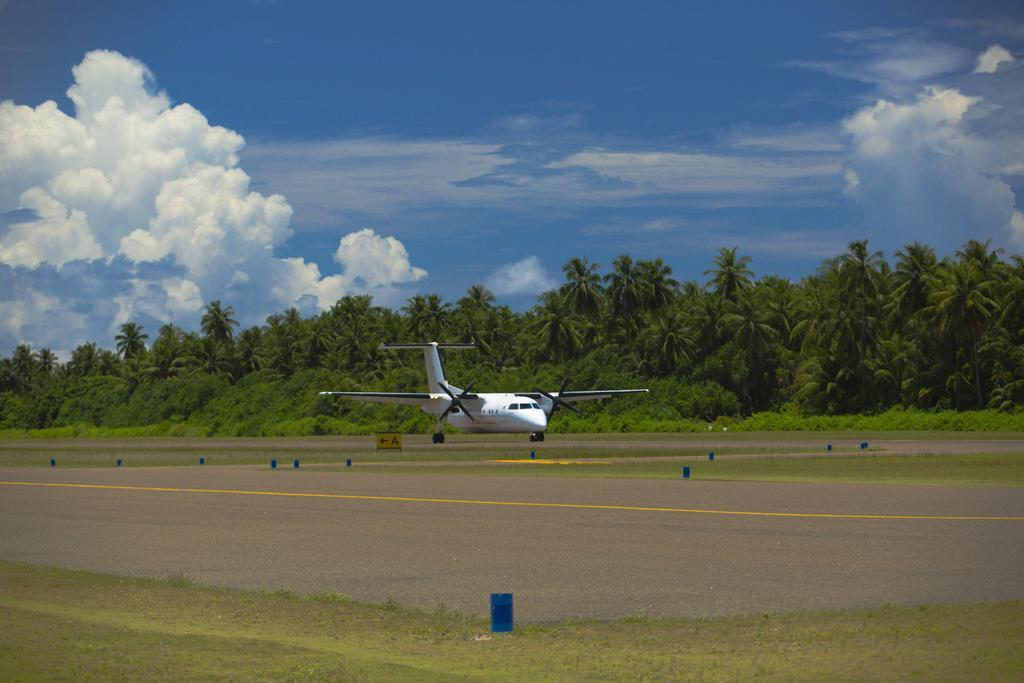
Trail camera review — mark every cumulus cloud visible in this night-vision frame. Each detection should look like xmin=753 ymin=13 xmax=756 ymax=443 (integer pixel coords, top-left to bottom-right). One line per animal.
xmin=0 ymin=50 xmax=428 ymax=353
xmin=1011 ymin=211 xmax=1024 ymax=247
xmin=485 ymin=255 xmax=556 ymax=297
xmin=974 ymin=44 xmax=1015 ymax=73
xmin=841 ymin=85 xmax=1022 ymax=253
xmin=332 ymin=228 xmax=427 ymax=289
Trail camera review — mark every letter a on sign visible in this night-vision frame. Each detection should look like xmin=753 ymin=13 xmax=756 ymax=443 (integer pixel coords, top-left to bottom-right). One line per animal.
xmin=376 ymin=433 xmax=402 ymax=450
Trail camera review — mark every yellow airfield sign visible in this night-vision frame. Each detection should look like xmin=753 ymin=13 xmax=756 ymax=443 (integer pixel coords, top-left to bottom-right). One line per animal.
xmin=376 ymin=433 xmax=403 ymax=450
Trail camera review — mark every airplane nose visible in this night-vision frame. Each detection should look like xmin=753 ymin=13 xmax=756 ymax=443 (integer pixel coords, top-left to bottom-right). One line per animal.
xmin=527 ymin=411 xmax=547 ymax=430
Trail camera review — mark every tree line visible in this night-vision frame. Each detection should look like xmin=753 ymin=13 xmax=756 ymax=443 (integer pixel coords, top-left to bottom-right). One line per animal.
xmin=1 ymin=238 xmax=1022 ymax=431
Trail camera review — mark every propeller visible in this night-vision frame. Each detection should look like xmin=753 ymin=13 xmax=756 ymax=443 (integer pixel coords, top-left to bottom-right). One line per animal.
xmin=535 ymin=377 xmax=582 ymax=415
xmin=440 ymin=382 xmax=476 ymax=422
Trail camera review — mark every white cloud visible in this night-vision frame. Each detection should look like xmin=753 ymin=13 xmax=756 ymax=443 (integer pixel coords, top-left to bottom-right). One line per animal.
xmin=0 ymin=50 xmax=429 ymax=352
xmin=0 ymin=188 xmax=103 ymax=267
xmin=332 ymin=228 xmax=427 ymax=288
xmin=790 ymin=37 xmax=971 ymax=92
xmin=547 ymin=149 xmax=840 ymax=195
xmin=841 ymin=85 xmax=1022 ymax=253
xmin=974 ymin=44 xmax=1015 ymax=73
xmin=0 ymin=287 xmax=89 ymax=358
xmin=842 ymin=168 xmax=860 ymax=195
xmin=242 ymin=137 xmax=515 ymax=222
xmin=1011 ymin=211 xmax=1024 ymax=247
xmin=162 ymin=277 xmax=204 ymax=314
xmin=843 ymin=86 xmax=979 ymax=159
xmin=728 ymin=127 xmax=843 ymax=152
xmin=485 ymin=255 xmax=556 ymax=297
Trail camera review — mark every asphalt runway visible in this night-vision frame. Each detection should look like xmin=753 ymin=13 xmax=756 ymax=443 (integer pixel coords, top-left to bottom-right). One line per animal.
xmin=1 ymin=466 xmax=1022 ymax=622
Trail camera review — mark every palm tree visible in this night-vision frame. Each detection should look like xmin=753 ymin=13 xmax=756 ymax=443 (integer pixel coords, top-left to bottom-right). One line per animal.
xmin=33 ymin=348 xmax=58 ymax=376
xmin=693 ymin=292 xmax=727 ymax=358
xmin=201 ymin=300 xmax=238 ymax=345
xmin=10 ymin=344 xmax=34 ymax=387
xmin=760 ymin=276 xmax=797 ymax=349
xmin=640 ymin=309 xmax=696 ymax=375
xmin=837 ymin=240 xmax=885 ymax=388
xmin=604 ymin=255 xmax=646 ymax=341
xmin=148 ymin=324 xmax=186 ymax=379
xmin=956 ymin=238 xmax=1003 ymax=279
xmin=458 ymin=284 xmax=496 ymax=312
xmin=68 ymin=342 xmax=100 ymax=377
xmin=185 ymin=336 xmax=230 ymax=376
xmin=838 ymin=240 xmax=884 ymax=300
xmin=422 ymin=295 xmax=451 ymax=341
xmin=305 ymin=320 xmax=331 ymax=368
xmin=561 ymin=257 xmax=604 ymax=319
xmin=722 ymin=291 xmax=778 ymax=410
xmin=234 ymin=326 xmax=264 ymax=376
xmin=115 ymin=322 xmax=148 ymax=359
xmin=704 ymin=247 xmax=753 ymax=302
xmin=928 ymin=262 xmax=997 ymax=408
xmin=403 ymin=295 xmax=430 ymax=339
xmin=891 ymin=242 xmax=937 ymax=387
xmin=532 ymin=292 xmax=581 ymax=365
xmin=638 ymin=258 xmax=678 ymax=312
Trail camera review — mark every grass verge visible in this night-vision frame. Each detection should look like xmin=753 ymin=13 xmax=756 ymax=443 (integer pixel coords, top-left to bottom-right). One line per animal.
xmin=348 ymin=452 xmax=1024 ymax=486
xmin=2 ymin=431 xmax=1022 ymax=469
xmin=0 ymin=562 xmax=1022 ymax=682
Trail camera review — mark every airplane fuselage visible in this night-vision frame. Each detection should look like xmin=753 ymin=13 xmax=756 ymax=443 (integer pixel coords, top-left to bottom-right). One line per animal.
xmin=432 ymin=393 xmax=548 ymax=434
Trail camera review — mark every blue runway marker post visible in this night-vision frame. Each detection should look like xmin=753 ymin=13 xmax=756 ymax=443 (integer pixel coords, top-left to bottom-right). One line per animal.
xmin=860 ymin=441 xmax=868 ymax=450
xmin=346 ymin=458 xmax=352 ymax=468
xmin=117 ymin=458 xmax=123 ymax=467
xmin=50 ymin=458 xmax=55 ymax=468
xmin=270 ymin=459 xmax=277 ymax=469
xmin=490 ymin=593 xmax=513 ymax=633
xmin=293 ymin=459 xmax=300 ymax=469
xmin=682 ymin=465 xmax=691 ymax=479
xmin=199 ymin=457 xmax=205 ymax=465
xmin=709 ymin=451 xmax=715 ymax=461
xmin=827 ymin=443 xmax=832 ymax=452
xmin=530 ymin=450 xmax=535 ymax=460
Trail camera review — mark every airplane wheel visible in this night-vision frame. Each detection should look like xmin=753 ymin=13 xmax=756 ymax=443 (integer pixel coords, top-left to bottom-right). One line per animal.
xmin=433 ymin=432 xmax=444 ymax=444
xmin=537 ymin=432 xmax=545 ymax=442
xmin=529 ymin=433 xmax=537 ymax=442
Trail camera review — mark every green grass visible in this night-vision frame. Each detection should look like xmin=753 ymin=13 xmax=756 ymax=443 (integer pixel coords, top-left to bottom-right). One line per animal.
xmin=2 ymin=431 xmax=1022 ymax=469
xmin=0 ymin=432 xmax=865 ymax=468
xmin=3 ymin=434 xmax=1024 ymax=488
xmin=0 ymin=562 xmax=1021 ymax=682
xmin=347 ymin=453 xmax=1024 ymax=486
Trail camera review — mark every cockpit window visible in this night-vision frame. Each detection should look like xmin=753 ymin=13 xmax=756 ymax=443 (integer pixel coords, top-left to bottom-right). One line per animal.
xmin=531 ymin=402 xmax=540 ymax=409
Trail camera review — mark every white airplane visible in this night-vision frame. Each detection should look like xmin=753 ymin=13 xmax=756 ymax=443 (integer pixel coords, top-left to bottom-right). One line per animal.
xmin=319 ymin=342 xmax=647 ymax=443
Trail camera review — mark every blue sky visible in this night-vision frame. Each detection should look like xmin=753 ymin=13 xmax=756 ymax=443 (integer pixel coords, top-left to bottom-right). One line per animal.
xmin=0 ymin=0 xmax=1022 ymax=354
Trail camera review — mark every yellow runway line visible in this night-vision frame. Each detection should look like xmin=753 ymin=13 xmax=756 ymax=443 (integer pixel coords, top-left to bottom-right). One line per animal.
xmin=1 ymin=480 xmax=1022 ymax=521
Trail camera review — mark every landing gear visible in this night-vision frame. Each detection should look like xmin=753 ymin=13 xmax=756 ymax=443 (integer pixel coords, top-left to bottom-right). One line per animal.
xmin=432 ymin=432 xmax=445 ymax=444
xmin=529 ymin=432 xmax=545 ymax=442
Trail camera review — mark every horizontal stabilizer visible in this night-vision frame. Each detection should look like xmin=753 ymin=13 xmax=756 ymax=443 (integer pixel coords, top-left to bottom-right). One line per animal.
xmin=379 ymin=342 xmax=476 ymax=350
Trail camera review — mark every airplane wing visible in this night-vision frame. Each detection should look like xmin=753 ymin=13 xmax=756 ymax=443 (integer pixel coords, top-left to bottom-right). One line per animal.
xmin=557 ymin=389 xmax=648 ymax=403
xmin=516 ymin=389 xmax=648 ymax=403
xmin=318 ymin=391 xmax=435 ymax=406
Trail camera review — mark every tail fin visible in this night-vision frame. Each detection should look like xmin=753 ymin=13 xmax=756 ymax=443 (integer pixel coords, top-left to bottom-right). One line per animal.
xmin=379 ymin=342 xmax=475 ymax=393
